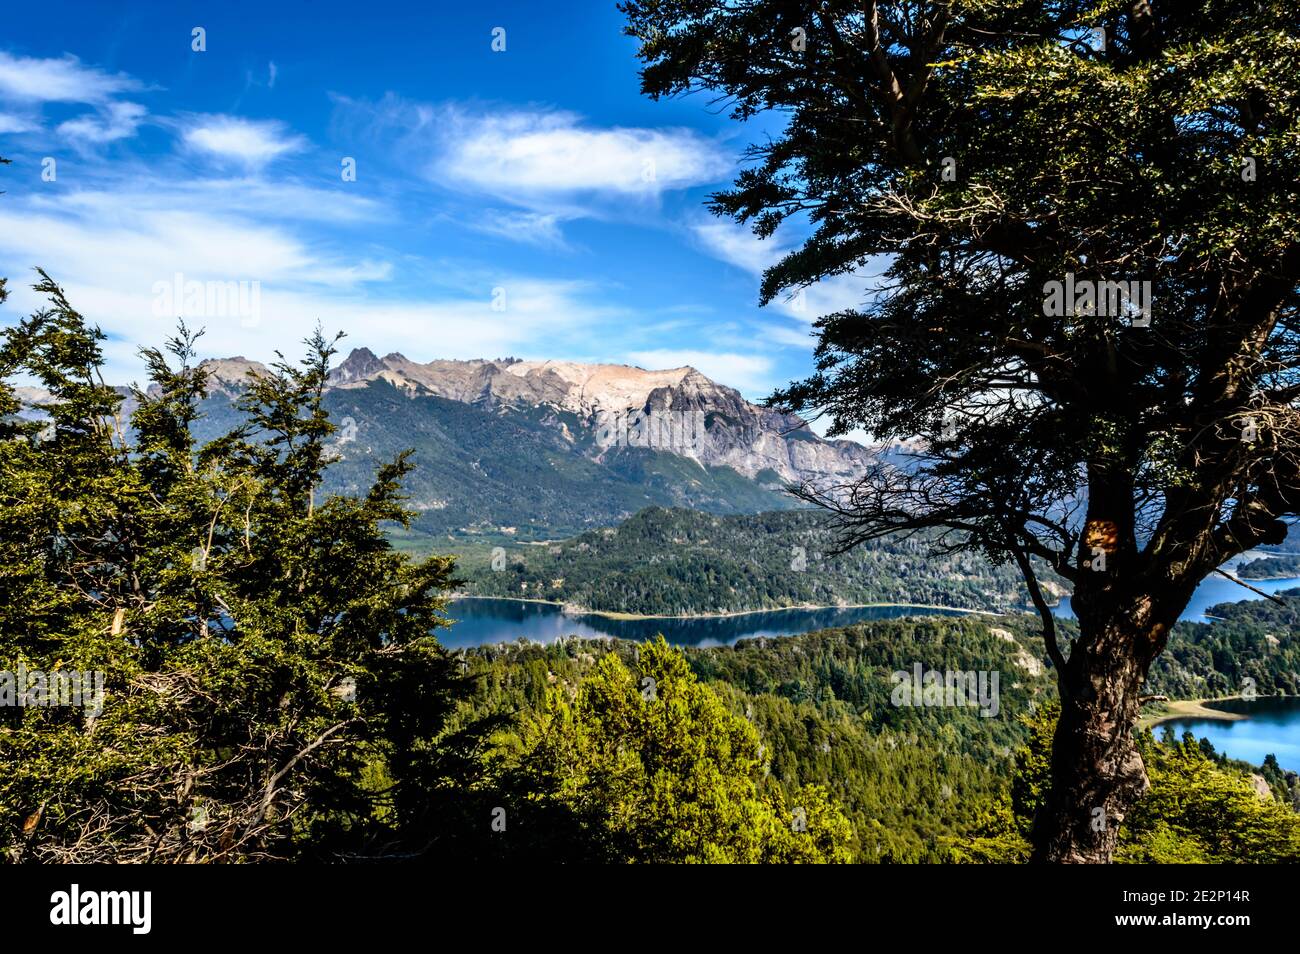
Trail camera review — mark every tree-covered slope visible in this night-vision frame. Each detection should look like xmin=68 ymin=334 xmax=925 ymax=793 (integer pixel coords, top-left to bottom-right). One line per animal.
xmin=457 ymin=506 xmax=1066 ymax=615
xmin=1237 ymin=554 xmax=1300 ymax=579
xmin=193 ymin=380 xmax=797 ymax=543
xmin=1147 ymin=588 xmax=1300 ymax=698
xmin=452 ymin=619 xmax=1300 ymax=863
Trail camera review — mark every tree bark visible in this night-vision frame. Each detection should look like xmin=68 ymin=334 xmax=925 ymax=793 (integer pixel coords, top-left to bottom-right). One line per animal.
xmin=1030 ymin=593 xmax=1178 ymax=863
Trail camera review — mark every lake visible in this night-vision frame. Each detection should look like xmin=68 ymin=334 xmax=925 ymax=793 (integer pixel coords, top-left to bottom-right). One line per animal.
xmin=444 ymin=553 xmax=1300 ymax=650
xmin=1160 ymin=697 xmax=1300 ymax=773
xmin=1053 ymin=559 xmax=1300 ymax=623
xmin=440 ymin=597 xmax=974 ymax=649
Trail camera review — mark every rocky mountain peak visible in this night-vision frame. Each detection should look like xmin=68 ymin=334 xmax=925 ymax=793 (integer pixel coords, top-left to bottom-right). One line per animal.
xmin=189 ymin=348 xmax=874 ymax=488
xmin=331 ymin=347 xmax=389 ymax=385
xmin=198 ymin=356 xmax=269 ymax=396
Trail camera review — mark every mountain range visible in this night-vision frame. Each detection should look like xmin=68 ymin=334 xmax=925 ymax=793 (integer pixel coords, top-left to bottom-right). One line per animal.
xmin=186 ymin=348 xmax=880 ymax=543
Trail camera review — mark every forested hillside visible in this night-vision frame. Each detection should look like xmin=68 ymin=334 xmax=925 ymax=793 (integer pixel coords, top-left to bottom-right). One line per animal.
xmin=457 ymin=507 xmax=1066 ymax=615
xmin=1237 ymin=554 xmax=1300 ymax=579
xmin=451 ymin=619 xmax=1300 ymax=862
xmin=1148 ymin=589 xmax=1300 ymax=698
xmin=189 ymin=383 xmax=795 ymax=544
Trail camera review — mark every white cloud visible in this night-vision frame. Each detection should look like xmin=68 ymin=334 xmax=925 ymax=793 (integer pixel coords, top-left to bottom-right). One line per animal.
xmin=435 ymin=108 xmax=731 ymax=200
xmin=469 ymin=210 xmax=570 ymax=249
xmin=180 ymin=115 xmax=306 ymax=167
xmin=691 ymin=217 xmax=882 ymax=323
xmin=0 ymin=112 xmax=37 ymax=134
xmin=626 ymin=348 xmax=774 ymax=394
xmin=331 ymin=94 xmax=731 ymax=239
xmin=58 ymin=101 xmax=147 ymax=146
xmin=766 ymin=323 xmax=816 ymax=348
xmin=0 ymin=184 xmax=626 ymax=384
xmin=0 ymin=51 xmax=144 ymax=104
xmin=30 ymin=177 xmax=384 ymax=226
xmin=0 ymin=52 xmax=147 ymax=146
xmin=693 ymin=220 xmax=777 ymax=275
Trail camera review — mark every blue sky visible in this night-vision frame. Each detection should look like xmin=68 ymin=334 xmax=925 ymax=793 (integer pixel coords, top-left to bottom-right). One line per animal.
xmin=0 ymin=0 xmax=870 ymax=402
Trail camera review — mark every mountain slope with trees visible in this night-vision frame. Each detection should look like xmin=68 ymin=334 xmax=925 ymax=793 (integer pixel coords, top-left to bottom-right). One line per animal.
xmin=458 ymin=506 xmax=1065 ymax=615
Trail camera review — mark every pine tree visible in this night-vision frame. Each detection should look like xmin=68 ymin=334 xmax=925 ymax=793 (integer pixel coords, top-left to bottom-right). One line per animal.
xmin=0 ymin=273 xmax=481 ymax=862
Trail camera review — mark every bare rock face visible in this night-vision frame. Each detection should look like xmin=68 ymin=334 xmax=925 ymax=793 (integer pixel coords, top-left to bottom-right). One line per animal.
xmin=187 ymin=349 xmax=875 ymax=490
xmin=1249 ymin=774 xmax=1274 ymax=801
xmin=318 ymin=349 xmax=875 ymax=487
xmin=195 ymin=356 xmax=271 ymax=397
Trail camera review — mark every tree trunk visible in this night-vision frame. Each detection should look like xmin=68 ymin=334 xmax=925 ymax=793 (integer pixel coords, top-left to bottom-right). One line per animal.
xmin=1030 ymin=596 xmax=1175 ymax=863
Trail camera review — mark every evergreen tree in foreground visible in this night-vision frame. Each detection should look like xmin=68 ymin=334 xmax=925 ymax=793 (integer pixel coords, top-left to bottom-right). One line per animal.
xmin=0 ymin=272 xmax=482 ymax=861
xmin=621 ymin=0 xmax=1300 ymax=860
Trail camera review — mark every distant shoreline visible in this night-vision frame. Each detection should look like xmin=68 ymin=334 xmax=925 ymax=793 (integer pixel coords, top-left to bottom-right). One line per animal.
xmin=448 ymin=593 xmax=996 ymax=622
xmin=1141 ymin=697 xmax=1250 ymax=728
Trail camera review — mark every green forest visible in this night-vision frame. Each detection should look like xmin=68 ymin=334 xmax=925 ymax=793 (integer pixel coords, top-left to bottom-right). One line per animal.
xmin=457 ymin=506 xmax=1065 ymax=615
xmin=6 ymin=277 xmax=1300 ymax=863
xmin=444 ymin=619 xmax=1300 ymax=863
xmin=1237 ymin=555 xmax=1300 ymax=579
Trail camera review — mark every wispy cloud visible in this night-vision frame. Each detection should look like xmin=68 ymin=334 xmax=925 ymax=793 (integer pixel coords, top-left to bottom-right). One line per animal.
xmin=58 ymin=101 xmax=147 ymax=147
xmin=0 ymin=51 xmax=148 ymax=147
xmin=0 ymin=112 xmax=38 ymax=134
xmin=469 ymin=210 xmax=570 ymax=250
xmin=691 ymin=218 xmax=882 ymax=322
xmin=0 ymin=51 xmax=145 ymax=104
xmin=330 ymin=94 xmax=733 ymax=244
xmin=0 ymin=182 xmax=628 ymax=383
xmin=179 ymin=114 xmax=306 ymax=167
xmin=434 ymin=107 xmax=731 ymax=199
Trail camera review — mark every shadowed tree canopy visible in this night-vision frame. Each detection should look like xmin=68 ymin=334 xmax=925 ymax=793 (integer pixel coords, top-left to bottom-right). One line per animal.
xmin=0 ymin=272 xmax=491 ymax=862
xmin=620 ymin=0 xmax=1300 ymax=861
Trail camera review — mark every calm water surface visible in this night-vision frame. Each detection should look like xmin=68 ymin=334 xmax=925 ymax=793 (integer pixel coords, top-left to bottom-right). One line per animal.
xmin=1160 ymin=697 xmax=1300 ymax=773
xmin=441 ymin=597 xmax=973 ymax=649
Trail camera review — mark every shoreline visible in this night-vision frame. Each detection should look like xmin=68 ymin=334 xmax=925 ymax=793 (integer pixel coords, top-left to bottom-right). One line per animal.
xmin=448 ymin=593 xmax=996 ymax=622
xmin=1140 ymin=697 xmax=1250 ymax=728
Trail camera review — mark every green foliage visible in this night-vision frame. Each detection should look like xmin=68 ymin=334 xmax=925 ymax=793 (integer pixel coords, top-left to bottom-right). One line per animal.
xmin=452 ymin=620 xmax=1055 ymax=862
xmin=1236 ymin=555 xmax=1300 ymax=579
xmin=460 ymin=506 xmax=1061 ymax=615
xmin=1148 ymin=590 xmax=1300 ymax=698
xmin=502 ymin=637 xmax=852 ymax=862
xmin=0 ymin=276 xmax=477 ymax=861
xmin=1002 ymin=704 xmax=1300 ymax=863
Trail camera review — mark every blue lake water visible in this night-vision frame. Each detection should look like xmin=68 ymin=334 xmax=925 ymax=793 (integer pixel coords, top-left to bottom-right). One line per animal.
xmin=441 ymin=560 xmax=1300 ymax=772
xmin=447 ymin=563 xmax=1300 ymax=648
xmin=1053 ymin=571 xmax=1300 ymax=622
xmin=440 ymin=597 xmax=974 ymax=649
xmin=1160 ymin=697 xmax=1300 ymax=773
